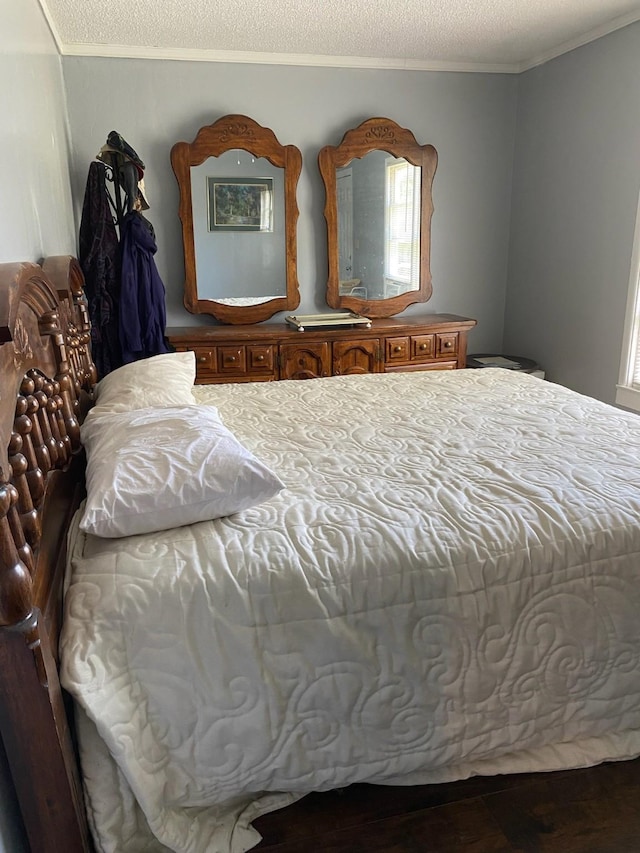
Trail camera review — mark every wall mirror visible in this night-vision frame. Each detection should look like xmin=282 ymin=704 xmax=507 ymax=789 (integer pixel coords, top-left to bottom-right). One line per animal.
xmin=171 ymin=115 xmax=302 ymax=324
xmin=318 ymin=118 xmax=438 ymax=318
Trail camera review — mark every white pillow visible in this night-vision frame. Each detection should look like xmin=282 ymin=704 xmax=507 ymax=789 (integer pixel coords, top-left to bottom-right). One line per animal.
xmin=89 ymin=351 xmax=196 ymax=417
xmin=80 ymin=405 xmax=285 ymax=538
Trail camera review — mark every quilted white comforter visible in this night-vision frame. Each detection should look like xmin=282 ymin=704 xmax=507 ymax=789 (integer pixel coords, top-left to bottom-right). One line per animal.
xmin=60 ymin=369 xmax=640 ymax=852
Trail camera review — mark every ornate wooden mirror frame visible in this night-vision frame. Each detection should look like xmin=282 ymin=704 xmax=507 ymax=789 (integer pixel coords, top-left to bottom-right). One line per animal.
xmin=171 ymin=115 xmax=302 ymax=324
xmin=318 ymin=117 xmax=438 ymax=319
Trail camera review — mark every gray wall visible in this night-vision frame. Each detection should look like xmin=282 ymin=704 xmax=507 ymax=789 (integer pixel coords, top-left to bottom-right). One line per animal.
xmin=62 ymin=58 xmax=518 ymax=352
xmin=0 ymin=1 xmax=76 ymax=264
xmin=505 ymin=22 xmax=640 ymax=403
xmin=0 ymin=1 xmax=75 ymax=849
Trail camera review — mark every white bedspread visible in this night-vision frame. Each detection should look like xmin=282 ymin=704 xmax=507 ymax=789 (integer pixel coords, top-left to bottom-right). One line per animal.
xmin=60 ymin=369 xmax=640 ymax=852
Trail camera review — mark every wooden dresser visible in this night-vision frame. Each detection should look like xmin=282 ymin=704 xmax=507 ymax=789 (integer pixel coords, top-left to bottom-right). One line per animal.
xmin=167 ymin=314 xmax=476 ymax=384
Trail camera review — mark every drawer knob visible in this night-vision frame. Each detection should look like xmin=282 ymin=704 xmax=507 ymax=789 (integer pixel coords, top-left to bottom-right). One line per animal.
xmin=256 ymin=354 xmax=265 ymax=362
xmin=419 ymin=343 xmax=428 ymax=351
xmin=228 ymin=356 xmax=237 ymax=363
xmin=444 ymin=341 xmax=452 ymax=348
xmin=197 ymin=356 xmax=207 ymax=363
xmin=393 ymin=345 xmax=402 ymax=353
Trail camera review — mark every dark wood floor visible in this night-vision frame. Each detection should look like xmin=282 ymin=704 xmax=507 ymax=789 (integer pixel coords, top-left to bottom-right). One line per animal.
xmin=253 ymin=757 xmax=640 ymax=852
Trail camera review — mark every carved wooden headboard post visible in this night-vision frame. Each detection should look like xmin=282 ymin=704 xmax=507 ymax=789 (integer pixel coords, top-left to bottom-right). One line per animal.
xmin=0 ymin=258 xmax=95 ymax=852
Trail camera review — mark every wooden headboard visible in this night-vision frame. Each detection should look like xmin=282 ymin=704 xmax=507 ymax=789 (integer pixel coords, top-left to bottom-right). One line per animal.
xmin=0 ymin=257 xmax=96 ymax=852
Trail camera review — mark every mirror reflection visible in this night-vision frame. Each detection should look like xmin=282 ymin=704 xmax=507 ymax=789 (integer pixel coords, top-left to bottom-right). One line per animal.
xmin=337 ymin=152 xmax=421 ymax=301
xmin=191 ymin=150 xmax=286 ymax=304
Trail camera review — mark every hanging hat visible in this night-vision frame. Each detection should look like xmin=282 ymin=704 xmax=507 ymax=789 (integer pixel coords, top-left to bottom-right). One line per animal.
xmin=106 ymin=130 xmax=145 ymax=175
xmin=97 ymin=132 xmax=145 ymax=179
xmin=96 ymin=144 xmax=145 ymax=181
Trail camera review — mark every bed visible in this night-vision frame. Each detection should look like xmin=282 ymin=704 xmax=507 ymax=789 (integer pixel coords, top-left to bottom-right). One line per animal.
xmin=2 ymin=258 xmax=640 ymax=853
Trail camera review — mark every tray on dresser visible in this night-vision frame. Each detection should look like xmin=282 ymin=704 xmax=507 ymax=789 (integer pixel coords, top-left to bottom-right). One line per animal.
xmin=285 ymin=312 xmax=372 ymax=332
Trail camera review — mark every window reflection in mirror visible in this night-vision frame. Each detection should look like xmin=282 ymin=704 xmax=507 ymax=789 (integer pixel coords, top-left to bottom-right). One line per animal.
xmin=191 ymin=150 xmax=286 ymax=304
xmin=385 ymin=158 xmax=421 ymax=295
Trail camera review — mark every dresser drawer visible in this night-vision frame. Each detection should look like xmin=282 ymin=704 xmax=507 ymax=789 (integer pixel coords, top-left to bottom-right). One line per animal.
xmin=385 ymin=361 xmax=458 ymax=373
xmin=385 ymin=336 xmax=410 ymax=363
xmin=248 ymin=345 xmax=275 ymax=373
xmin=189 ymin=347 xmax=216 ymax=377
xmin=436 ymin=332 xmax=458 ymax=358
xmin=411 ymin=334 xmax=435 ymax=360
xmin=218 ymin=346 xmax=246 ymax=374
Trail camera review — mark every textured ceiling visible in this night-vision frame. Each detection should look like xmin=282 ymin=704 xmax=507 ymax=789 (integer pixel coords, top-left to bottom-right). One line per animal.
xmin=40 ymin=0 xmax=640 ymax=72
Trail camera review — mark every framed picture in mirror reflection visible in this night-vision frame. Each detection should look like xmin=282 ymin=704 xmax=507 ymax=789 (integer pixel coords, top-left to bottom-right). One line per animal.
xmin=207 ymin=176 xmax=274 ymax=232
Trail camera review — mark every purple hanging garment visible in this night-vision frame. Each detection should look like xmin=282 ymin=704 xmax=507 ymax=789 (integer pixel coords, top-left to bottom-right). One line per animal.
xmin=119 ymin=211 xmax=170 ymax=364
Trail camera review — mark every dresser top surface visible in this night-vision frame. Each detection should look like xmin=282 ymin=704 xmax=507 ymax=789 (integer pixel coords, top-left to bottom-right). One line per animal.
xmin=166 ymin=313 xmax=477 ymax=342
